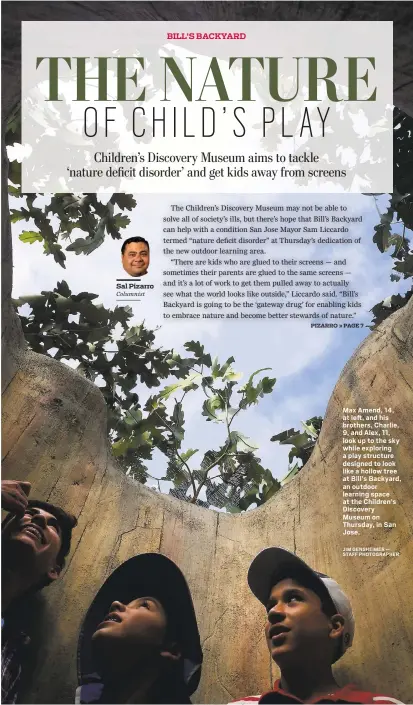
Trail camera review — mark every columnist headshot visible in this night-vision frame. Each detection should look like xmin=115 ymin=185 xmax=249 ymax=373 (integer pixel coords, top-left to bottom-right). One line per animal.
xmin=121 ymin=237 xmax=150 ymax=277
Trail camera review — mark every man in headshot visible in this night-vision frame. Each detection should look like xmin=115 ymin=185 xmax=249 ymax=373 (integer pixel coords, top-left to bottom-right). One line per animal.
xmin=1 ymin=479 xmax=77 ymax=703
xmin=121 ymin=237 xmax=150 ymax=277
xmin=231 ymin=547 xmax=400 ymax=704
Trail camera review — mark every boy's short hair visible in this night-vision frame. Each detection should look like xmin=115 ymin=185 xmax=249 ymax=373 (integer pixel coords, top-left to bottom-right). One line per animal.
xmin=121 ymin=237 xmax=150 ymax=255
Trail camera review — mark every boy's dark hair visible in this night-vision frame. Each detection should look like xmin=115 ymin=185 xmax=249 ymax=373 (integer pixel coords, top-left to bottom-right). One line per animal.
xmin=121 ymin=237 xmax=150 ymax=255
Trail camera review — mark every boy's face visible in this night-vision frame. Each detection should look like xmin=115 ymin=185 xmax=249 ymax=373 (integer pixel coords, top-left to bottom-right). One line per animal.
xmin=91 ymin=596 xmax=172 ymax=677
xmin=2 ymin=506 xmax=62 ymax=585
xmin=264 ymin=578 xmax=336 ymax=667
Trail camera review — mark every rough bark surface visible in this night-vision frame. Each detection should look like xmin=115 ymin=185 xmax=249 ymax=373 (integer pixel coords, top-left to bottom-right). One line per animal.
xmin=2 ymin=3 xmax=413 ymax=703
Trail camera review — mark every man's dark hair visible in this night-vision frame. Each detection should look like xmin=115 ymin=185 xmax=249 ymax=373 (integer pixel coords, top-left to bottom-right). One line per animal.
xmin=121 ymin=237 xmax=150 ymax=255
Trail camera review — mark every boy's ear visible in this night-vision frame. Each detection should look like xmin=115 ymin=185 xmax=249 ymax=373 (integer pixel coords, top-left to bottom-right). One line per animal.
xmin=329 ymin=613 xmax=345 ymax=641
xmin=47 ymin=563 xmax=61 ymax=583
xmin=160 ymin=641 xmax=182 ymax=663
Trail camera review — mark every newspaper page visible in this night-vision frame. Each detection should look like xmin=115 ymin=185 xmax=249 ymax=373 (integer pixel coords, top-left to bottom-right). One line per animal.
xmin=2 ymin=2 xmax=412 ymax=705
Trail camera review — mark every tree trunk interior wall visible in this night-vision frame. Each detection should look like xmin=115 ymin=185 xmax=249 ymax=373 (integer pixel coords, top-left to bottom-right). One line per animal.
xmin=2 ymin=2 xmax=413 ymax=703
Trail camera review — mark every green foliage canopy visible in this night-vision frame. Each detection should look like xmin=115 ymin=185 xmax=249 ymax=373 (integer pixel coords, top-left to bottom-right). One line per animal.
xmin=14 ymin=283 xmax=280 ymax=510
